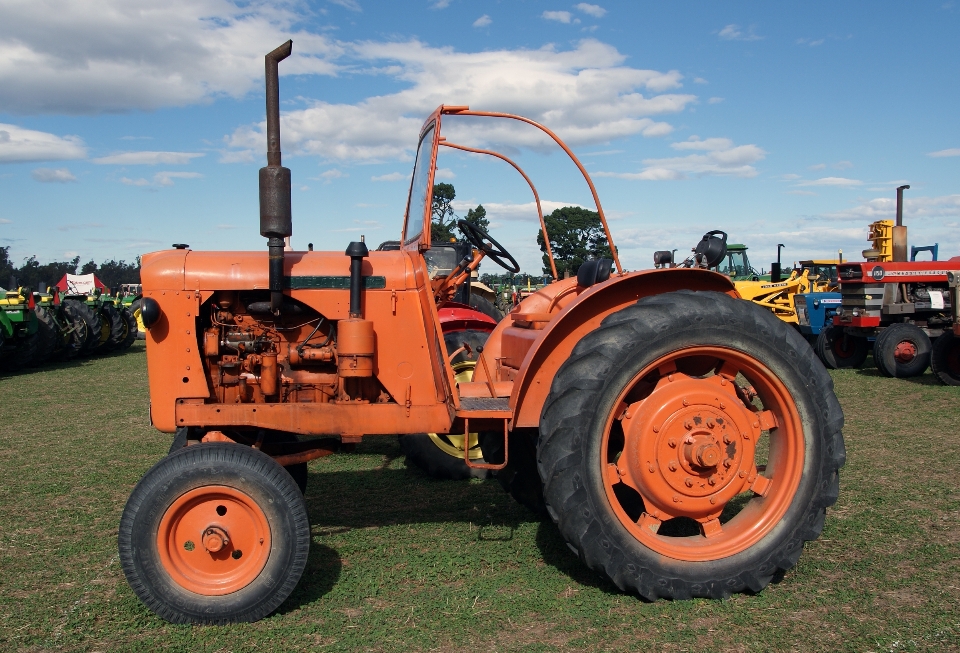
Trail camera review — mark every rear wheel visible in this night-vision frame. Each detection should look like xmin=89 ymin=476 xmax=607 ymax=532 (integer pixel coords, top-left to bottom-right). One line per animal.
xmin=118 ymin=442 xmax=310 ymax=624
xmin=874 ymin=323 xmax=931 ymax=378
xmin=815 ymin=325 xmax=867 ymax=369
xmin=33 ymin=306 xmax=60 ymax=364
xmin=538 ymin=290 xmax=844 ymax=600
xmin=3 ymin=331 xmax=39 ymax=370
xmin=64 ymin=300 xmax=101 ymax=356
xmin=99 ymin=304 xmax=125 ymax=351
xmin=117 ymin=307 xmax=138 ymax=350
xmin=59 ymin=300 xmax=90 ymax=359
xmin=931 ymin=332 xmax=960 ymax=386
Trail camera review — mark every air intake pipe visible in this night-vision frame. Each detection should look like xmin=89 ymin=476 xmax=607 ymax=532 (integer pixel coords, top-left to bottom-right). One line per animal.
xmin=259 ymin=40 xmax=293 ymax=314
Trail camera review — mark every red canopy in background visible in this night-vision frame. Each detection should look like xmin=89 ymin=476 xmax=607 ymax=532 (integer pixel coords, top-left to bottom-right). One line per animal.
xmin=55 ymin=273 xmax=108 ymax=294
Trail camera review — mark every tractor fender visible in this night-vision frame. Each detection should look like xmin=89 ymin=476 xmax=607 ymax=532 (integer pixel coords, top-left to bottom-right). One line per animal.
xmin=482 ymin=268 xmax=737 ymax=428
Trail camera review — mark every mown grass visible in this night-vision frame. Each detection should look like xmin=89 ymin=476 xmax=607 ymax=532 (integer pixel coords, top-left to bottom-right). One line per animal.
xmin=1 ymin=343 xmax=958 ymax=652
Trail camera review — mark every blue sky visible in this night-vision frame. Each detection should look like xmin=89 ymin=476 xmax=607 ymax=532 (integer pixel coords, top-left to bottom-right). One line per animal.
xmin=1 ymin=0 xmax=959 ymax=275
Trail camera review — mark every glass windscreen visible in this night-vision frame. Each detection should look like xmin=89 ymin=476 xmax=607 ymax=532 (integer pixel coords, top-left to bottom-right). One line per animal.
xmin=717 ymin=251 xmax=748 ymax=277
xmin=403 ymin=124 xmax=436 ymax=246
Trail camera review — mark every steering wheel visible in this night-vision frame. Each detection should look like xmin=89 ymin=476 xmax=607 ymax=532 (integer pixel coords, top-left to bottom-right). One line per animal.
xmin=457 ymin=219 xmax=520 ymax=273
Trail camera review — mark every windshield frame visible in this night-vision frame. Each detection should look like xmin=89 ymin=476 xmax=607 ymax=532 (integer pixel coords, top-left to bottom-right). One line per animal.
xmin=401 ymin=112 xmax=442 ymax=251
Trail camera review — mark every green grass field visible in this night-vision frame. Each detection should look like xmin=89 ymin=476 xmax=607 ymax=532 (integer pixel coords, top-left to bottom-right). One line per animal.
xmin=1 ymin=342 xmax=959 ymax=652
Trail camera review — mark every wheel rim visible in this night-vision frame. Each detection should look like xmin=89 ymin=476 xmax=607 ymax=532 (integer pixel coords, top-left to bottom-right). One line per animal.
xmin=893 ymin=340 xmax=917 ymax=363
xmin=429 ymin=361 xmax=483 ymax=460
xmin=157 ymin=485 xmax=271 ymax=595
xmin=832 ymin=333 xmax=856 ymax=359
xmin=133 ymin=307 xmax=145 ymax=333
xmin=600 ymin=346 xmax=805 ymax=562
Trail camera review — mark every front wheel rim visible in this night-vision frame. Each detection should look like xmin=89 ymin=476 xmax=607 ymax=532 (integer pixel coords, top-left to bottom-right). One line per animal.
xmin=156 ymin=485 xmax=272 ymax=595
xmin=600 ymin=346 xmax=805 ymax=562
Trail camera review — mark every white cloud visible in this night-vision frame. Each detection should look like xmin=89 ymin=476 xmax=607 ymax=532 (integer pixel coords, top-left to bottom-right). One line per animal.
xmin=0 ymin=0 xmax=341 ymax=113
xmin=120 ymin=171 xmax=202 ymax=186
xmin=473 ymin=15 xmax=492 ymax=27
xmin=821 ymin=194 xmax=960 ymax=222
xmin=595 ymin=136 xmax=765 ymax=180
xmin=313 ymin=168 xmax=347 ymax=184
xmin=575 ymin=3 xmax=607 ymax=17
xmin=328 ymin=0 xmax=361 ymax=10
xmin=0 ymin=218 xmax=12 ymax=224
xmin=708 ymin=97 xmax=724 ymax=104
xmin=371 ymin=172 xmax=407 ymax=182
xmin=787 ymin=190 xmax=816 ymax=196
xmin=431 ymin=0 xmax=451 ymax=8
xmin=452 ymin=199 xmax=585 ymax=222
xmin=780 ymin=173 xmax=802 ymax=180
xmin=929 ymin=148 xmax=960 ymax=157
xmin=434 ymin=167 xmax=455 ymax=180
xmin=796 ymin=37 xmax=825 ymax=46
xmin=92 ymin=151 xmax=204 ymax=165
xmin=797 ymin=177 xmax=862 ymax=187
xmin=809 ymin=163 xmax=826 ymax=170
xmin=225 ymin=39 xmax=694 ymax=163
xmin=694 ymin=77 xmax=708 ymax=84
xmin=31 ymin=167 xmax=76 ymax=183
xmin=0 ymin=124 xmax=86 ymax=163
xmin=543 ymin=11 xmax=573 ymax=23
xmin=718 ymin=24 xmax=763 ymax=41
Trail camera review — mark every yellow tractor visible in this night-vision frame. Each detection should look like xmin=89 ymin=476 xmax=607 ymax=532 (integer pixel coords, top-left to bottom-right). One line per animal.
xmin=733 ymin=260 xmax=837 ymax=325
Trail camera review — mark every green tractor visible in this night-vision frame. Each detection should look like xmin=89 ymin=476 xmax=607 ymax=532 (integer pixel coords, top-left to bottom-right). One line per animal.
xmin=35 ymin=288 xmax=93 ymax=361
xmin=118 ymin=283 xmax=146 ymax=340
xmin=59 ymin=289 xmax=136 ymax=355
xmin=0 ymin=287 xmax=42 ymax=369
xmin=715 ymin=244 xmax=770 ymax=281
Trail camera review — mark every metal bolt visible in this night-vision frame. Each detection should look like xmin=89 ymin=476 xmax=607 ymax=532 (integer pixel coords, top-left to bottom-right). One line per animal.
xmin=668 ymin=461 xmax=678 ymax=471
xmin=723 ymin=434 xmax=733 ymax=444
xmin=652 ymin=425 xmax=659 ymax=433
xmin=673 ymin=495 xmax=680 ymax=503
xmin=684 ymin=421 xmax=693 ymax=430
xmin=682 ymin=399 xmax=688 ymax=406
xmin=648 ymin=463 xmax=655 ymax=473
xmin=753 ymin=421 xmax=760 ymax=428
xmin=708 ymin=475 xmax=718 ymax=486
xmin=684 ymin=478 xmax=693 ymax=487
xmin=720 ymin=402 xmax=726 ymax=409
xmin=724 ymin=459 xmax=732 ymax=468
xmin=668 ymin=438 xmax=677 ymax=448
xmin=685 ymin=436 xmax=695 ymax=445
xmin=739 ymin=471 xmax=746 ymax=478
xmin=709 ymin=497 xmax=717 ymax=505
xmin=706 ymin=418 xmax=716 ymax=429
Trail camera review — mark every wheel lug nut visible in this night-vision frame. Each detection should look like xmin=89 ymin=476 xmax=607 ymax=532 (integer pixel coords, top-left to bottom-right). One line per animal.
xmin=739 ymin=471 xmax=746 ymax=478
xmin=668 ymin=438 xmax=677 ymax=448
xmin=706 ymin=418 xmax=715 ymax=429
xmin=709 ymin=497 xmax=717 ymax=505
xmin=684 ymin=477 xmax=693 ymax=487
xmin=723 ymin=434 xmax=733 ymax=444
xmin=724 ymin=459 xmax=732 ymax=468
xmin=684 ymin=421 xmax=692 ymax=430
xmin=708 ymin=475 xmax=718 ymax=486
xmin=668 ymin=461 xmax=678 ymax=471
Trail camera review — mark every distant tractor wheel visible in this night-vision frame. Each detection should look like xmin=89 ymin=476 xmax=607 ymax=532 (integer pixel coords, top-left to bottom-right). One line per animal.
xmin=118 ymin=442 xmax=310 ymax=624
xmin=65 ymin=300 xmax=101 ymax=356
xmin=931 ymin=332 xmax=960 ymax=386
xmin=874 ymin=323 xmax=931 ymax=378
xmin=400 ymin=360 xmax=491 ymax=480
xmin=4 ymin=331 xmax=40 ymax=370
xmin=117 ymin=306 xmax=138 ymax=350
xmin=99 ymin=304 xmax=125 ymax=351
xmin=33 ymin=306 xmax=60 ymax=364
xmin=815 ymin=325 xmax=868 ymax=369
xmin=129 ymin=298 xmax=147 ymax=339
xmin=59 ymin=300 xmax=90 ymax=359
xmin=538 ymin=290 xmax=845 ymax=600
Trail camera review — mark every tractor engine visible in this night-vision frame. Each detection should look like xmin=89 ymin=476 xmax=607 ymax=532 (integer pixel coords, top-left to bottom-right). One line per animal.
xmin=200 ymin=291 xmax=387 ymax=407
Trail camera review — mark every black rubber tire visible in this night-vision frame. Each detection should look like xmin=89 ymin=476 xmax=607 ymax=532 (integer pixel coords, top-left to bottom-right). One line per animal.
xmin=815 ymin=325 xmax=868 ymax=369
xmin=118 ymin=442 xmax=310 ymax=624
xmin=117 ymin=306 xmax=138 ymax=350
xmin=874 ymin=323 xmax=931 ymax=378
xmin=99 ymin=304 xmax=125 ymax=351
xmin=33 ymin=306 xmax=60 ymax=364
xmin=538 ymin=290 xmax=845 ymax=600
xmin=59 ymin=300 xmax=90 ymax=359
xmin=4 ymin=330 xmax=39 ymax=370
xmin=931 ymin=332 xmax=960 ymax=386
xmin=478 ymin=427 xmax=547 ymax=515
xmin=399 ymin=432 xmax=491 ymax=480
xmin=469 ymin=294 xmax=504 ymax=323
xmin=129 ymin=298 xmax=146 ymax=340
xmin=443 ymin=328 xmax=491 ymax=367
xmin=169 ymin=430 xmax=308 ymax=495
xmin=64 ymin=300 xmax=101 ymax=356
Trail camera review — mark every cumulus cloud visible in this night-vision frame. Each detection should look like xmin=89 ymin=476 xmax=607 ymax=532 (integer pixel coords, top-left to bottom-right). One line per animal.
xmin=0 ymin=0 xmax=341 ymax=114
xmin=92 ymin=151 xmax=204 ymax=165
xmin=594 ymin=136 xmax=765 ymax=180
xmin=434 ymin=167 xmax=455 ymax=180
xmin=328 ymin=0 xmax=361 ymax=10
xmin=718 ymin=24 xmax=763 ymax=41
xmin=431 ymin=0 xmax=451 ymax=8
xmin=225 ymin=39 xmax=693 ymax=163
xmin=0 ymin=123 xmax=86 ymax=163
xmin=120 ymin=171 xmax=202 ymax=186
xmin=929 ymin=148 xmax=960 ymax=157
xmin=371 ymin=172 xmax=407 ymax=182
xmin=820 ymin=194 xmax=960 ymax=222
xmin=31 ymin=167 xmax=76 ymax=182
xmin=575 ymin=3 xmax=606 ymax=17
xmin=796 ymin=177 xmax=862 ymax=187
xmin=473 ymin=15 xmax=492 ymax=27
xmin=452 ymin=199 xmax=585 ymax=222
xmin=543 ymin=11 xmax=574 ymax=23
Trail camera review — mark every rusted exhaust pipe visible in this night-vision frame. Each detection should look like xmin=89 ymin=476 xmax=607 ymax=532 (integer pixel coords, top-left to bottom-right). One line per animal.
xmin=259 ymin=40 xmax=293 ymax=314
xmin=893 ymin=184 xmax=910 ymax=262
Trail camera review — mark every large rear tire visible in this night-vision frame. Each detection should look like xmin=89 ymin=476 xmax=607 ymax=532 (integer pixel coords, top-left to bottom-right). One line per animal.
xmin=118 ymin=442 xmax=310 ymax=624
xmin=64 ymin=300 xmax=101 ymax=356
xmin=117 ymin=306 xmax=138 ymax=350
xmin=815 ymin=325 xmax=867 ymax=369
xmin=33 ymin=306 xmax=60 ymax=364
xmin=931 ymin=332 xmax=960 ymax=386
xmin=874 ymin=323 xmax=931 ymax=378
xmin=538 ymin=290 xmax=845 ymax=600
xmin=59 ymin=300 xmax=90 ymax=359
xmin=99 ymin=304 xmax=125 ymax=351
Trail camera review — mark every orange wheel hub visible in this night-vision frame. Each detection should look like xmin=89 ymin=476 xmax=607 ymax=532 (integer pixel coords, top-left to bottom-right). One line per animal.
xmin=157 ymin=485 xmax=271 ymax=595
xmin=601 ymin=347 xmax=805 ymax=561
xmin=894 ymin=340 xmax=917 ymax=363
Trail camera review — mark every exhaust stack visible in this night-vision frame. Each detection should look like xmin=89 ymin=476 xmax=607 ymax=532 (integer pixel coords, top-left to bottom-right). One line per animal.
xmin=892 ymin=184 xmax=910 ymax=262
xmin=259 ymin=40 xmax=293 ymax=313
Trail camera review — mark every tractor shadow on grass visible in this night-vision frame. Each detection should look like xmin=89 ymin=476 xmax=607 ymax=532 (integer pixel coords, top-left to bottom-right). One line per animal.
xmin=0 ymin=342 xmax=144 ymax=378
xmin=852 ymin=355 xmax=942 ymax=385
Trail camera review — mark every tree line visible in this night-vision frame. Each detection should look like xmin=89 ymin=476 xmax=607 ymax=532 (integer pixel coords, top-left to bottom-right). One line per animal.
xmin=0 ymin=246 xmax=141 ymax=294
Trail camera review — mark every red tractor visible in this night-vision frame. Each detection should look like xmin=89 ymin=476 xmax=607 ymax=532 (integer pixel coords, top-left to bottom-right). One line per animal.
xmin=119 ymin=42 xmax=845 ymax=624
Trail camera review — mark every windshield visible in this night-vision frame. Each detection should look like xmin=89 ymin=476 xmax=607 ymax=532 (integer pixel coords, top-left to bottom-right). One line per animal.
xmin=717 ymin=251 xmax=749 ymax=277
xmin=403 ymin=123 xmax=436 ymax=247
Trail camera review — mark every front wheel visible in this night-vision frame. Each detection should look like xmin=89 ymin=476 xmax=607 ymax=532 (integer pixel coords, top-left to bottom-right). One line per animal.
xmin=538 ymin=290 xmax=845 ymax=600
xmin=931 ymin=332 xmax=960 ymax=386
xmin=118 ymin=442 xmax=310 ymax=623
xmin=874 ymin=323 xmax=931 ymax=378
xmin=815 ymin=325 xmax=867 ymax=369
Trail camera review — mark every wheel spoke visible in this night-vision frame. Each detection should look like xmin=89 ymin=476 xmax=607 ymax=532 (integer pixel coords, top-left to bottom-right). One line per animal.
xmin=604 ymin=463 xmax=621 ymax=486
xmin=756 ymin=409 xmax=778 ymax=431
xmin=699 ymin=517 xmax=722 ymax=538
xmin=657 ymin=360 xmax=678 ymax=377
xmin=750 ymin=474 xmax=772 ymax=497
xmin=715 ymin=359 xmax=741 ymax=380
xmin=637 ymin=512 xmax=662 ymax=534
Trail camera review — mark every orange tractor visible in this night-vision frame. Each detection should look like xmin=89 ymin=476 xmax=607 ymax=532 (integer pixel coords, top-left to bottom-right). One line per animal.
xmin=119 ymin=42 xmax=845 ymax=624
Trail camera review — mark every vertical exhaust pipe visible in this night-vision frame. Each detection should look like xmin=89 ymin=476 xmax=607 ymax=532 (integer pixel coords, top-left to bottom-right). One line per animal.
xmin=892 ymin=184 xmax=910 ymax=262
xmin=259 ymin=40 xmax=293 ymax=314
